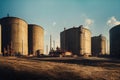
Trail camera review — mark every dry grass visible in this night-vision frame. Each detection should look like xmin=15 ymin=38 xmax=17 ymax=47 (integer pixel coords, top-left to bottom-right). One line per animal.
xmin=0 ymin=56 xmax=120 ymax=80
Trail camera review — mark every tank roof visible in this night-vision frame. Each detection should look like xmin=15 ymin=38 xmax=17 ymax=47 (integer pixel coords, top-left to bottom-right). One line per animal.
xmin=92 ymin=34 xmax=106 ymax=39
xmin=110 ymin=24 xmax=120 ymax=32
xmin=28 ymin=24 xmax=44 ymax=30
xmin=61 ymin=25 xmax=91 ymax=33
xmin=0 ymin=16 xmax=28 ymax=24
xmin=82 ymin=27 xmax=92 ymax=33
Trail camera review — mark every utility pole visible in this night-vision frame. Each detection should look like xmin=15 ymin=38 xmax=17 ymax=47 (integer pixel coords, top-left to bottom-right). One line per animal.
xmin=46 ymin=45 xmax=48 ymax=54
xmin=22 ymin=39 xmax=23 ymax=55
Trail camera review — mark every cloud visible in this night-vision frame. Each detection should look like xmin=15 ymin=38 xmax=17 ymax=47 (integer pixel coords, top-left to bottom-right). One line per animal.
xmin=84 ymin=18 xmax=94 ymax=29
xmin=52 ymin=21 xmax=56 ymax=26
xmin=80 ymin=14 xmax=94 ymax=29
xmin=107 ymin=16 xmax=120 ymax=27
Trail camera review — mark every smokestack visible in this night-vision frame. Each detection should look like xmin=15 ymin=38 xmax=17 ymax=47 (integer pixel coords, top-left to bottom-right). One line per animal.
xmin=53 ymin=40 xmax=55 ymax=50
xmin=50 ymin=35 xmax=52 ymax=51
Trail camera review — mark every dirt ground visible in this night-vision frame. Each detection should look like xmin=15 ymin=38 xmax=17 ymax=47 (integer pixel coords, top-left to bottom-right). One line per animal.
xmin=0 ymin=56 xmax=120 ymax=80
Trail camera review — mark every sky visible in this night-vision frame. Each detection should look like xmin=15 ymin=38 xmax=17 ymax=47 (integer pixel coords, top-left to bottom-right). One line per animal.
xmin=0 ymin=0 xmax=120 ymax=54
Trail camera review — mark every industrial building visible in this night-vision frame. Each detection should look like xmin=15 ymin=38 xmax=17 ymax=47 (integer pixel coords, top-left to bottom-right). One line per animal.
xmin=60 ymin=25 xmax=91 ymax=56
xmin=91 ymin=35 xmax=106 ymax=56
xmin=110 ymin=24 xmax=120 ymax=57
xmin=0 ymin=16 xmax=44 ymax=56
xmin=28 ymin=24 xmax=44 ymax=56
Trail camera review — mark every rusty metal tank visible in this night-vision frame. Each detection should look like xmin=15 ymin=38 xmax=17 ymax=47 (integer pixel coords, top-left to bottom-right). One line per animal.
xmin=110 ymin=24 xmax=120 ymax=57
xmin=0 ymin=17 xmax=28 ymax=55
xmin=60 ymin=25 xmax=91 ymax=56
xmin=28 ymin=24 xmax=44 ymax=55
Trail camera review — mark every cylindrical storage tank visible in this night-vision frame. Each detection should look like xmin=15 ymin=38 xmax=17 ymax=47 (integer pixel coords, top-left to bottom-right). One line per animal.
xmin=0 ymin=17 xmax=28 ymax=56
xmin=81 ymin=27 xmax=91 ymax=56
xmin=60 ymin=25 xmax=91 ymax=56
xmin=91 ymin=35 xmax=106 ymax=56
xmin=101 ymin=35 xmax=106 ymax=55
xmin=28 ymin=24 xmax=44 ymax=56
xmin=110 ymin=24 xmax=120 ymax=57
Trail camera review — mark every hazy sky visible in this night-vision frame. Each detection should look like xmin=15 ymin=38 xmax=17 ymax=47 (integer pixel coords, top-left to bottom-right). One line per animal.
xmin=0 ymin=0 xmax=120 ymax=54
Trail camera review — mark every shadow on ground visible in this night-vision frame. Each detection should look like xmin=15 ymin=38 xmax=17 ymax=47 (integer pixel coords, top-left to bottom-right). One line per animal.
xmin=32 ymin=57 xmax=120 ymax=69
xmin=0 ymin=65 xmax=93 ymax=80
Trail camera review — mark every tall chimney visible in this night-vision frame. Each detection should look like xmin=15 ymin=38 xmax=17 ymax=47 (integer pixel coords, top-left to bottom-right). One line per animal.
xmin=53 ymin=40 xmax=55 ymax=50
xmin=50 ymin=35 xmax=52 ymax=51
